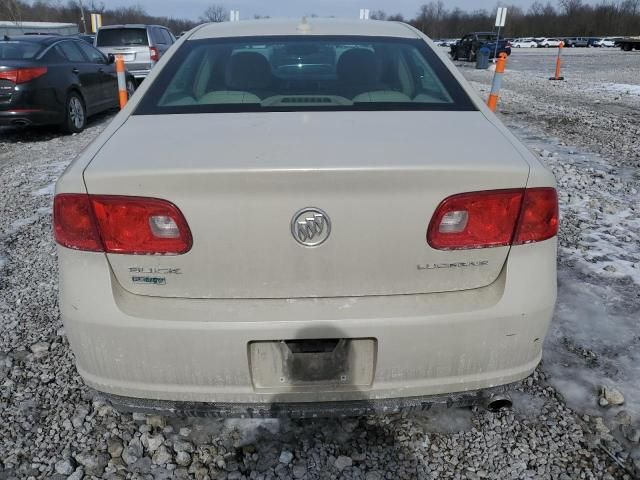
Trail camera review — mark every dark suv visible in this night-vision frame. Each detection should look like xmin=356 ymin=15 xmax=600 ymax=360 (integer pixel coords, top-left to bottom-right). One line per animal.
xmin=450 ymin=32 xmax=511 ymax=61
xmin=95 ymin=25 xmax=176 ymax=82
xmin=563 ymin=37 xmax=590 ymax=48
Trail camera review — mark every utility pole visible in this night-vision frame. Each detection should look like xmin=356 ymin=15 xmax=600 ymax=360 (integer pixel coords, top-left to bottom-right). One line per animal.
xmin=77 ymin=0 xmax=88 ymax=33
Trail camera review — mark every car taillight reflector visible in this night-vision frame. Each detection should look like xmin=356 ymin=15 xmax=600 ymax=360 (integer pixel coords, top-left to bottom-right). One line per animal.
xmin=149 ymin=46 xmax=159 ymax=62
xmin=513 ymin=188 xmax=559 ymax=244
xmin=53 ymin=194 xmax=192 ymax=255
xmin=0 ymin=67 xmax=48 ymax=84
xmin=427 ymin=188 xmax=558 ymax=250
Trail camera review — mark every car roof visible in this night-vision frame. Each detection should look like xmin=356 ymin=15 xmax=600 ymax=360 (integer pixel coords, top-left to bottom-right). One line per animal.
xmin=0 ymin=35 xmax=65 ymax=46
xmin=190 ymin=19 xmax=420 ymax=40
xmin=98 ymin=24 xmax=165 ymax=30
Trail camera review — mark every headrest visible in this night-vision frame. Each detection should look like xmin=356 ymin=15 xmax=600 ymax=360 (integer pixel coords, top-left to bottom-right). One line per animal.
xmin=225 ymin=51 xmax=271 ymax=90
xmin=336 ymin=48 xmax=378 ymax=86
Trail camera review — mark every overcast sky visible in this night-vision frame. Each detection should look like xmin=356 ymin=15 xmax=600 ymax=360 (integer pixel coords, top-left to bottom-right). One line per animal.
xmin=103 ymin=0 xmax=543 ymax=21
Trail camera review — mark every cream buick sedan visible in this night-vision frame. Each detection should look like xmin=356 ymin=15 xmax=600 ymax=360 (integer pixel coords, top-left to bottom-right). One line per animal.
xmin=54 ymin=19 xmax=558 ymax=416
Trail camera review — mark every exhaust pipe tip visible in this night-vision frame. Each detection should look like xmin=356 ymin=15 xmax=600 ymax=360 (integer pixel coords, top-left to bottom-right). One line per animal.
xmin=483 ymin=394 xmax=513 ymax=412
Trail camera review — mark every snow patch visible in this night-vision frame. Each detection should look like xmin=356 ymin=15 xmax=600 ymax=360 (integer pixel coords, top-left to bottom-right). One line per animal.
xmin=545 ymin=268 xmax=640 ymax=423
xmin=599 ymin=82 xmax=640 ymax=96
xmin=8 ymin=207 xmax=51 ymax=233
xmin=32 ymin=183 xmax=55 ymax=197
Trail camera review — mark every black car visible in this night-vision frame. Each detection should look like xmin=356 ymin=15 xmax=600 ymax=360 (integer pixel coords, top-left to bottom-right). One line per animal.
xmin=0 ymin=35 xmax=135 ymax=132
xmin=450 ymin=32 xmax=511 ymax=61
xmin=75 ymin=34 xmax=96 ymax=44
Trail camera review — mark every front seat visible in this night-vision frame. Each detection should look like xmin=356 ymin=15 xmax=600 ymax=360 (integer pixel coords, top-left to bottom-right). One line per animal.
xmin=336 ymin=48 xmax=380 ymax=95
xmin=199 ymin=51 xmax=271 ymax=104
xmin=337 ymin=48 xmax=410 ymax=103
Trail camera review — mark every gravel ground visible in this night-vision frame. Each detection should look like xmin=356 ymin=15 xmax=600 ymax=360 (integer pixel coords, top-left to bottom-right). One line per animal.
xmin=1 ymin=48 xmax=639 ymax=479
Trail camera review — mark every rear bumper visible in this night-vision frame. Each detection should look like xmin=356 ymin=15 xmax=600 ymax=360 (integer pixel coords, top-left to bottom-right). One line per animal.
xmin=59 ymin=239 xmax=557 ymax=407
xmin=128 ymin=69 xmax=151 ymax=80
xmin=101 ymin=382 xmax=516 ymax=418
xmin=0 ymin=109 xmax=61 ymax=127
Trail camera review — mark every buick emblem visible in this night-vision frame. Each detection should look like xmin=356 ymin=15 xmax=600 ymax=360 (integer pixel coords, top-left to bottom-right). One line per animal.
xmin=291 ymin=208 xmax=331 ymax=246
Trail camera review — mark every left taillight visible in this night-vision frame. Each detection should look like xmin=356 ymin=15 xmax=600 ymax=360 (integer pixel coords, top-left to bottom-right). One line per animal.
xmin=53 ymin=194 xmax=192 ymax=255
xmin=0 ymin=67 xmax=48 ymax=84
xmin=54 ymin=194 xmax=103 ymax=252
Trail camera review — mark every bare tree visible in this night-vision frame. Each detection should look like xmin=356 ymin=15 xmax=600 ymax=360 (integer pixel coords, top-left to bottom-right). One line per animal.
xmin=200 ymin=4 xmax=227 ymax=22
xmin=0 ymin=0 xmax=23 ymax=24
xmin=387 ymin=13 xmax=405 ymax=21
xmin=369 ymin=10 xmax=387 ymax=20
xmin=559 ymin=0 xmax=584 ymax=15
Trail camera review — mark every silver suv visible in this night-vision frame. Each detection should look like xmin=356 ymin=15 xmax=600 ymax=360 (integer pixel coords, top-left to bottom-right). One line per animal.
xmin=95 ymin=24 xmax=175 ymax=82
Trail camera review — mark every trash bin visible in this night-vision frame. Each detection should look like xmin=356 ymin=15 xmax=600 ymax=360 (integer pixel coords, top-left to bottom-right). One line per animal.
xmin=476 ymin=47 xmax=491 ymax=69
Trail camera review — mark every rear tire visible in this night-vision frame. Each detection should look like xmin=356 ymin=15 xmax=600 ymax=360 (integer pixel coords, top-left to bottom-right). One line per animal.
xmin=63 ymin=92 xmax=86 ymax=134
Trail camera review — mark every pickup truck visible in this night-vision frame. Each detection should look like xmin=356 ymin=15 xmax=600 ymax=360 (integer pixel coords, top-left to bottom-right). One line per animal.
xmin=616 ymin=36 xmax=640 ymax=51
xmin=450 ymin=32 xmax=512 ymax=61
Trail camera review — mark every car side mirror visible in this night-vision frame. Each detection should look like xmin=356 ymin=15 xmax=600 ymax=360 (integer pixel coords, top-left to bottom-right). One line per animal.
xmin=107 ymin=54 xmax=115 ymax=64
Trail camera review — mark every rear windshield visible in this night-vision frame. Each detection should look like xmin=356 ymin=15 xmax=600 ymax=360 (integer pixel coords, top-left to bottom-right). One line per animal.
xmin=0 ymin=41 xmax=43 ymax=60
xmin=135 ymin=36 xmax=476 ymax=114
xmin=96 ymin=28 xmax=149 ymax=47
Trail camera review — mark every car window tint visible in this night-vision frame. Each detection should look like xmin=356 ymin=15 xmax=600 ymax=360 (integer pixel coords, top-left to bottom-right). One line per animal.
xmin=161 ymin=29 xmax=173 ymax=44
xmin=42 ymin=46 xmax=66 ymax=63
xmin=135 ymin=36 xmax=475 ymax=114
xmin=152 ymin=28 xmax=166 ymax=44
xmin=76 ymin=41 xmax=106 ymax=63
xmin=0 ymin=41 xmax=43 ymax=60
xmin=58 ymin=41 xmax=86 ymax=62
xmin=97 ymin=28 xmax=149 ymax=47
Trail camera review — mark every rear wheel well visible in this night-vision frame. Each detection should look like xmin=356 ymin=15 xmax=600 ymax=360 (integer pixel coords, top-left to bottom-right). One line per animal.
xmin=66 ymin=87 xmax=84 ymax=104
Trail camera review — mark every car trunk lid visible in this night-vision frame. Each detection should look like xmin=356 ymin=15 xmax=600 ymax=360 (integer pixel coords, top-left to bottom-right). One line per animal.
xmin=96 ymin=28 xmax=152 ymax=71
xmin=84 ymin=111 xmax=530 ymax=299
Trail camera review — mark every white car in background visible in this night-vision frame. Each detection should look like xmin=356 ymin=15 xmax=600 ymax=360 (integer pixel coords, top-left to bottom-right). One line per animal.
xmin=593 ymin=37 xmax=616 ymax=47
xmin=512 ymin=38 xmax=538 ymax=48
xmin=54 ymin=19 xmax=559 ymax=416
xmin=537 ymin=38 xmax=563 ymax=48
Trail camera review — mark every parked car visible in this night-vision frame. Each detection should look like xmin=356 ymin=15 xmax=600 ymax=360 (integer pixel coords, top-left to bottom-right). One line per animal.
xmin=54 ymin=19 xmax=559 ymax=416
xmin=592 ymin=37 xmax=617 ymax=47
xmin=0 ymin=35 xmax=135 ymax=132
xmin=511 ymin=38 xmax=538 ymax=48
xmin=563 ymin=37 xmax=590 ymax=47
xmin=537 ymin=38 xmax=563 ymax=48
xmin=95 ymin=24 xmax=176 ymax=82
xmin=75 ymin=34 xmax=96 ymax=44
xmin=450 ymin=32 xmax=511 ymax=61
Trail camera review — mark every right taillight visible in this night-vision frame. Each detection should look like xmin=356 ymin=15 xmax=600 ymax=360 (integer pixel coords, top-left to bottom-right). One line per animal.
xmin=149 ymin=46 xmax=159 ymax=62
xmin=427 ymin=187 xmax=558 ymax=250
xmin=54 ymin=194 xmax=192 ymax=255
xmin=513 ymin=187 xmax=559 ymax=245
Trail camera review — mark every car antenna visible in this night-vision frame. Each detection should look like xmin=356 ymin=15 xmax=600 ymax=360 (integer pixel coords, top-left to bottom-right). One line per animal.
xmin=297 ymin=16 xmax=311 ymax=34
